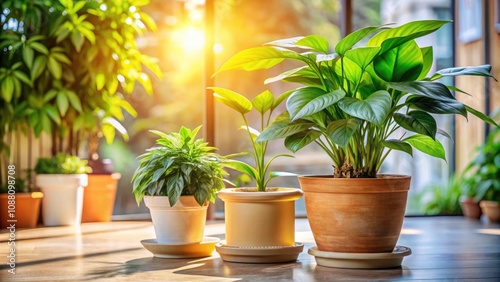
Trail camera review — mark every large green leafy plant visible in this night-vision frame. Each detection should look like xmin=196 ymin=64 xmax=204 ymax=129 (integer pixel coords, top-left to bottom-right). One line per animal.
xmin=209 ymin=87 xmax=294 ymax=191
xmin=132 ymin=126 xmax=230 ymax=207
xmin=214 ymin=20 xmax=497 ymax=178
xmin=0 ymin=0 xmax=160 ymax=157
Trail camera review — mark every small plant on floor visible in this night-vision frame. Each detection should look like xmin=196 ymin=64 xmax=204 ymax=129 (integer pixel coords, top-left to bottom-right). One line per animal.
xmin=209 ymin=87 xmax=295 ymax=191
xmin=132 ymin=126 xmax=231 ymax=207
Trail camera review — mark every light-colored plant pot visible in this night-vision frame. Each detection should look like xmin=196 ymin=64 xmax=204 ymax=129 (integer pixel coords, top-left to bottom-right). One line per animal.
xmin=479 ymin=200 xmax=500 ymax=223
xmin=81 ymin=173 xmax=121 ymax=222
xmin=36 ymin=174 xmax=88 ymax=226
xmin=459 ymin=196 xmax=482 ymax=220
xmin=144 ymin=195 xmax=208 ymax=245
xmin=0 ymin=192 xmax=44 ymax=229
xmin=298 ymin=174 xmax=410 ymax=253
xmin=217 ymin=188 xmax=303 ymax=247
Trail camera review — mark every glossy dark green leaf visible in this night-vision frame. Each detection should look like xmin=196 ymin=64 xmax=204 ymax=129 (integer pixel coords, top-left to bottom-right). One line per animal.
xmin=382 ymin=140 xmax=413 ymax=156
xmin=465 ymin=105 xmax=499 ymax=127
xmin=257 ymin=112 xmax=314 ymax=141
xmin=404 ymin=134 xmax=446 ymax=160
xmin=407 ymin=96 xmax=467 ymax=117
xmin=387 ymin=81 xmax=455 ymax=100
xmin=338 ymin=90 xmax=391 ymax=125
xmin=373 ymin=40 xmax=423 ymax=82
xmin=418 ymin=46 xmax=433 ymax=80
xmin=326 ymin=118 xmax=359 ymax=147
xmin=284 ymin=129 xmax=322 ymax=152
xmin=287 ymin=87 xmax=345 ymax=121
xmin=394 ymin=111 xmax=437 ymax=139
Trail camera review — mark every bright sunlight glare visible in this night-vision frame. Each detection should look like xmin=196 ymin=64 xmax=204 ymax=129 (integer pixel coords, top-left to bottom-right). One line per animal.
xmin=176 ymin=27 xmax=205 ymax=53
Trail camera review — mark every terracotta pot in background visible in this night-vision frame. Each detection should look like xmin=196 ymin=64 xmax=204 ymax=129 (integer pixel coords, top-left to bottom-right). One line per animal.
xmin=298 ymin=174 xmax=410 ymax=253
xmin=459 ymin=196 xmax=482 ymax=220
xmin=81 ymin=173 xmax=121 ymax=223
xmin=479 ymin=201 xmax=500 ymax=223
xmin=0 ymin=192 xmax=43 ymax=229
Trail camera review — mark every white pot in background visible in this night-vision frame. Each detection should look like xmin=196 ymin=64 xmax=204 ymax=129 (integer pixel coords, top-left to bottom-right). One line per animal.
xmin=36 ymin=174 xmax=88 ymax=226
xmin=144 ymin=195 xmax=208 ymax=245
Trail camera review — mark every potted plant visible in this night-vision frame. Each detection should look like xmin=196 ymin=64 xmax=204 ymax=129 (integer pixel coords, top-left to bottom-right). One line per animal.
xmin=209 ymin=87 xmax=304 ymax=263
xmin=0 ymin=177 xmax=44 ymax=229
xmin=213 ymin=19 xmax=497 ymax=265
xmin=459 ymin=175 xmax=482 ymax=220
xmin=462 ymin=110 xmax=500 ymax=223
xmin=35 ymin=153 xmax=91 ymax=226
xmin=132 ymin=126 xmax=228 ymax=257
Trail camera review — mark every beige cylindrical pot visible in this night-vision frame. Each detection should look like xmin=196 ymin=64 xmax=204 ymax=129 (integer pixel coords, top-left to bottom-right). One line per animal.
xmin=298 ymin=174 xmax=410 ymax=253
xmin=144 ymin=195 xmax=208 ymax=245
xmin=479 ymin=200 xmax=500 ymax=223
xmin=36 ymin=174 xmax=88 ymax=226
xmin=218 ymin=188 xmax=303 ymax=247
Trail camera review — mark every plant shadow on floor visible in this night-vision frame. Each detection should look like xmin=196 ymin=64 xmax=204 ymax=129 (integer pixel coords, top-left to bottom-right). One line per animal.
xmin=84 ymin=247 xmax=405 ymax=281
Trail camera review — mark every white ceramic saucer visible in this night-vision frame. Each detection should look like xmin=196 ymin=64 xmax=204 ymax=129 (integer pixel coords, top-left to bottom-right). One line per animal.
xmin=308 ymin=245 xmax=411 ymax=269
xmin=215 ymin=242 xmax=304 ymax=263
xmin=141 ymin=237 xmax=220 ymax=258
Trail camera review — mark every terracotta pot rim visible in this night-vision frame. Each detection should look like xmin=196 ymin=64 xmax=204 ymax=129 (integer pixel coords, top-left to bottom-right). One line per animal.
xmin=0 ymin=192 xmax=44 ymax=199
xmin=298 ymin=174 xmax=411 ymax=180
xmin=87 ymin=173 xmax=122 ymax=179
xmin=480 ymin=200 xmax=500 ymax=207
xmin=218 ymin=187 xmax=303 ymax=203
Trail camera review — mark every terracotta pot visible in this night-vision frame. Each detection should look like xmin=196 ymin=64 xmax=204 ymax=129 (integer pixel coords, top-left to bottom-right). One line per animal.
xmin=81 ymin=173 xmax=121 ymax=222
xmin=217 ymin=188 xmax=303 ymax=247
xmin=36 ymin=174 xmax=88 ymax=226
xmin=479 ymin=201 xmax=500 ymax=223
xmin=144 ymin=195 xmax=208 ymax=244
xmin=298 ymin=174 xmax=410 ymax=253
xmin=0 ymin=192 xmax=43 ymax=229
xmin=459 ymin=196 xmax=482 ymax=219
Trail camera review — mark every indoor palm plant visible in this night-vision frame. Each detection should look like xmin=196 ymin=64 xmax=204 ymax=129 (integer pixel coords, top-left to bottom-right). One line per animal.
xmin=214 ymin=19 xmax=497 ymax=259
xmin=35 ymin=153 xmax=91 ymax=226
xmin=209 ymin=87 xmax=303 ymax=263
xmin=132 ymin=126 xmax=229 ymax=246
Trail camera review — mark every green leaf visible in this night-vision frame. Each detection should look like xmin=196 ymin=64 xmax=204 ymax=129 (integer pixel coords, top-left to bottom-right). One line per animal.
xmin=44 ymin=105 xmax=61 ymax=124
xmin=326 ymin=118 xmax=360 ymax=147
xmin=95 ymin=72 xmax=106 ymax=91
xmin=56 ymin=92 xmax=69 ymax=116
xmin=387 ymin=81 xmax=455 ymax=100
xmin=252 ymin=90 xmax=274 ymax=114
xmin=382 ymin=140 xmax=413 ymax=156
xmin=225 ymin=160 xmax=257 ymax=181
xmin=373 ymin=40 xmax=423 ymax=82
xmin=465 ymin=105 xmax=499 ymax=127
xmin=431 ymin=64 xmax=496 ymax=81
xmin=367 ymin=20 xmax=450 ymax=53
xmin=66 ymin=90 xmax=82 ymax=112
xmin=31 ymin=56 xmax=47 ymax=80
xmin=47 ymin=57 xmax=62 ymax=79
xmin=13 ymin=70 xmax=32 ymax=87
xmin=284 ymin=129 xmax=322 ymax=152
xmin=210 ymin=87 xmax=252 ymax=114
xmin=418 ymin=46 xmax=433 ymax=80
xmin=70 ymin=31 xmax=84 ymax=52
xmin=29 ymin=42 xmax=49 ymax=55
xmin=287 ymin=87 xmax=345 ymax=121
xmin=296 ymin=35 xmax=329 ymax=53
xmin=22 ymin=46 xmax=34 ymax=69
xmin=404 ymin=134 xmax=446 ymax=160
xmin=214 ymin=46 xmax=296 ymax=76
xmin=337 ymin=56 xmax=362 ymax=84
xmin=1 ymin=77 xmax=14 ymax=102
xmin=101 ymin=123 xmax=116 ymax=145
xmin=407 ymin=96 xmax=467 ymax=117
xmin=103 ymin=117 xmax=129 ymax=142
xmin=272 ymin=89 xmax=294 ymax=110
xmin=257 ymin=112 xmax=314 ymax=141
xmin=345 ymin=47 xmax=381 ymax=70
xmin=338 ymin=90 xmax=391 ymax=125
xmin=394 ymin=111 xmax=437 ymax=139
xmin=336 ymin=25 xmax=382 ymax=56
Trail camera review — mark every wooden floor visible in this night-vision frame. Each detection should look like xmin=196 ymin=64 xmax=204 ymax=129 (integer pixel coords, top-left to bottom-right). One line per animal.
xmin=0 ymin=216 xmax=499 ymax=281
